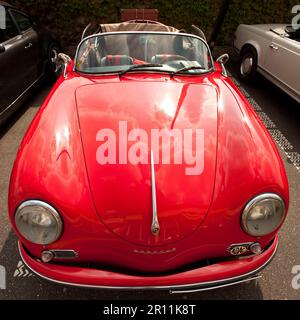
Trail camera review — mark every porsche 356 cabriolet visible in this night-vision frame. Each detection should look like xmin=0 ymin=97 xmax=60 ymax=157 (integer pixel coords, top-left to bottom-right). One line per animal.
xmin=8 ymin=20 xmax=289 ymax=293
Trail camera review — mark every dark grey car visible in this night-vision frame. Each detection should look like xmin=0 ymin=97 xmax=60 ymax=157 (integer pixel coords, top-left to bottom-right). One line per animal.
xmin=0 ymin=1 xmax=60 ymax=127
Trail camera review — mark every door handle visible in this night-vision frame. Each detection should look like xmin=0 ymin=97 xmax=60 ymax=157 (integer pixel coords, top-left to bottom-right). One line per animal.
xmin=25 ymin=42 xmax=32 ymax=49
xmin=269 ymin=44 xmax=278 ymax=50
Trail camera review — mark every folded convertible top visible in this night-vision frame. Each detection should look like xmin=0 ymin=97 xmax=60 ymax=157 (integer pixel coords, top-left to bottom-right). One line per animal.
xmin=100 ymin=22 xmax=180 ymax=33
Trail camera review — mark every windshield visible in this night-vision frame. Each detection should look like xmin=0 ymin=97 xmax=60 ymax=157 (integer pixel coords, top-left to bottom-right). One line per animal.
xmin=75 ymin=32 xmax=213 ymax=75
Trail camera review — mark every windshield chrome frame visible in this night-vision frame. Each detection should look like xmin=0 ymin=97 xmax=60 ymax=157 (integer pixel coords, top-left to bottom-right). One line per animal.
xmin=73 ymin=31 xmax=215 ymax=75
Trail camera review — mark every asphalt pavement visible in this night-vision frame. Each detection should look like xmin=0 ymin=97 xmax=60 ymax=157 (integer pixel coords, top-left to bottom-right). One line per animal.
xmin=0 ymin=66 xmax=299 ymax=299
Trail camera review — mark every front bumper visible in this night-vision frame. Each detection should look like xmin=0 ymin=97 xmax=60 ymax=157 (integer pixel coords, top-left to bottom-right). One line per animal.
xmin=18 ymin=236 xmax=278 ymax=293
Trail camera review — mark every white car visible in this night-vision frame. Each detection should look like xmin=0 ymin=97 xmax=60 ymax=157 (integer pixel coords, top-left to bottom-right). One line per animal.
xmin=234 ymin=24 xmax=300 ymax=103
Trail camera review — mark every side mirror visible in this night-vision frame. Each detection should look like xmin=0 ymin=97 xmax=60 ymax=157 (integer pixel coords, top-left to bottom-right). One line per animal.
xmin=0 ymin=44 xmax=5 ymax=54
xmin=216 ymin=53 xmax=229 ymax=77
xmin=57 ymin=53 xmax=71 ymax=78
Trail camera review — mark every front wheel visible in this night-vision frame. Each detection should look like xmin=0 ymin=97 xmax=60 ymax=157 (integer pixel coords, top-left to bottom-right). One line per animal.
xmin=238 ymin=47 xmax=258 ymax=83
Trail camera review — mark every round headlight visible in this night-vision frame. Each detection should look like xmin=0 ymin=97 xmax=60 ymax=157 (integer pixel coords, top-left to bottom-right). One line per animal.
xmin=241 ymin=193 xmax=286 ymax=237
xmin=15 ymin=200 xmax=63 ymax=245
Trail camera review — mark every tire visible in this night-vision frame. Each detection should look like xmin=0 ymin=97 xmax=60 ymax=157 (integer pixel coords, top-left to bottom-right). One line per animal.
xmin=238 ymin=46 xmax=258 ymax=83
xmin=46 ymin=43 xmax=61 ymax=80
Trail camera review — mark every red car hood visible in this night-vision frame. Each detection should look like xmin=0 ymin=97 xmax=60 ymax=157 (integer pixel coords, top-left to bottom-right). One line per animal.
xmin=75 ymin=80 xmax=218 ymax=246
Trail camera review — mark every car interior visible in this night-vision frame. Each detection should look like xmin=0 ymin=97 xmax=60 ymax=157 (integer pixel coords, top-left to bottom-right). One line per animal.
xmin=285 ymin=25 xmax=300 ymax=41
xmin=76 ymin=21 xmax=207 ymax=70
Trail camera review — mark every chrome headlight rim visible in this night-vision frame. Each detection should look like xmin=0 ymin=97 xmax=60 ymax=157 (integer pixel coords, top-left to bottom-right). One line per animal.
xmin=15 ymin=200 xmax=63 ymax=245
xmin=241 ymin=193 xmax=286 ymax=237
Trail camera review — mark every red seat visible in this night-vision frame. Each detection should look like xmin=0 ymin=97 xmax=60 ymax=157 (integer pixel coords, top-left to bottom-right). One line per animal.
xmin=101 ymin=55 xmax=133 ymax=66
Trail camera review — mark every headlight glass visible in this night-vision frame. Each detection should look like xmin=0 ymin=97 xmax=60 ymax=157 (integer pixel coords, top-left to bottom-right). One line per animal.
xmin=15 ymin=200 xmax=63 ymax=245
xmin=241 ymin=193 xmax=285 ymax=237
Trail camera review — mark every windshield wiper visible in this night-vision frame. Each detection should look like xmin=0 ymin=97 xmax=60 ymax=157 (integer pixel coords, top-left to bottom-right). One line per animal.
xmin=171 ymin=66 xmax=206 ymax=77
xmin=119 ymin=64 xmax=163 ymax=77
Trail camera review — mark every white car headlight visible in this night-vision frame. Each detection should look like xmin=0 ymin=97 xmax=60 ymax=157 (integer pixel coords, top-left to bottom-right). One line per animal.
xmin=15 ymin=200 xmax=63 ymax=245
xmin=241 ymin=193 xmax=286 ymax=237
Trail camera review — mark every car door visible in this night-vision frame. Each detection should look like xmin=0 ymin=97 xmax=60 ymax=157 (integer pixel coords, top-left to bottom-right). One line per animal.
xmin=0 ymin=8 xmax=32 ymax=117
xmin=264 ymin=32 xmax=300 ymax=98
xmin=9 ymin=9 xmax=40 ymax=82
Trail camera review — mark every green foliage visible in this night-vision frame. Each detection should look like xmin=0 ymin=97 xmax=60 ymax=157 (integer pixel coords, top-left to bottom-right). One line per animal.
xmin=9 ymin=0 xmax=297 ymax=51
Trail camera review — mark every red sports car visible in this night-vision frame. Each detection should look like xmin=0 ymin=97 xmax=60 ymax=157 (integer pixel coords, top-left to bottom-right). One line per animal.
xmin=8 ymin=20 xmax=289 ymax=293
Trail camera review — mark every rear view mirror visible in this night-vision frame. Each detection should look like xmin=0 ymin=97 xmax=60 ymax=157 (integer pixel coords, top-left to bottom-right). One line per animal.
xmin=56 ymin=53 xmax=71 ymax=78
xmin=216 ymin=53 xmax=229 ymax=76
xmin=216 ymin=53 xmax=229 ymax=65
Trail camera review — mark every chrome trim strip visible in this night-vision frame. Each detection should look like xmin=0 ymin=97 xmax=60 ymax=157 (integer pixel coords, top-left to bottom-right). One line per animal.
xmin=50 ymin=250 xmax=78 ymax=259
xmin=150 ymin=150 xmax=160 ymax=236
xmin=257 ymin=66 xmax=300 ymax=101
xmin=18 ymin=239 xmax=278 ymax=292
xmin=169 ymin=275 xmax=262 ymax=294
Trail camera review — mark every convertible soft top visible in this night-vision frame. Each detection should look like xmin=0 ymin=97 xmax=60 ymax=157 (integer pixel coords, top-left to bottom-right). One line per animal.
xmin=80 ymin=19 xmax=207 ymax=48
xmin=99 ymin=21 xmax=180 ymax=33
